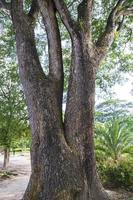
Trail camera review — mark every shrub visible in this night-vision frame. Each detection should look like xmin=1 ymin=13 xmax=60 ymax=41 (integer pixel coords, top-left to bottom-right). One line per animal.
xmin=95 ymin=120 xmax=133 ymax=162
xmin=97 ymin=158 xmax=133 ymax=191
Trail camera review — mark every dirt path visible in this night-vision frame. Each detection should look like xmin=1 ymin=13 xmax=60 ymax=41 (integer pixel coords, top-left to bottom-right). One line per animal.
xmin=0 ymin=174 xmax=29 ymax=200
xmin=0 ymin=153 xmax=30 ymax=200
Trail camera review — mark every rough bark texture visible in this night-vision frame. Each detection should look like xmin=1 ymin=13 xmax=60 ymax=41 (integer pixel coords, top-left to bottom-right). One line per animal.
xmin=3 ymin=148 xmax=10 ymax=169
xmin=7 ymin=0 xmax=128 ymax=199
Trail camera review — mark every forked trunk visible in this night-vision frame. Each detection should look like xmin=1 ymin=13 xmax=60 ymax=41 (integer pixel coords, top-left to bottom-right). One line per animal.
xmin=11 ymin=1 xmax=110 ymax=199
xmin=3 ymin=147 xmax=10 ymax=169
xmin=22 ymin=38 xmax=109 ymax=200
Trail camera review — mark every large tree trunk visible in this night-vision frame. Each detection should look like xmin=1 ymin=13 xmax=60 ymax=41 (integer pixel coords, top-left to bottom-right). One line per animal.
xmin=64 ymin=32 xmax=110 ymax=200
xmin=21 ymin=33 xmax=109 ymax=199
xmin=1 ymin=0 xmax=130 ymax=198
xmin=10 ymin=1 xmax=110 ymax=200
xmin=3 ymin=147 xmax=10 ymax=169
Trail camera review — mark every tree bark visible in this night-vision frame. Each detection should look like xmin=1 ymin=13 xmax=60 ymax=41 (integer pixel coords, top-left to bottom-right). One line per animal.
xmin=64 ymin=31 xmax=110 ymax=200
xmin=10 ymin=1 xmax=111 ymax=200
xmin=3 ymin=147 xmax=10 ymax=169
xmin=11 ymin=2 xmax=83 ymax=200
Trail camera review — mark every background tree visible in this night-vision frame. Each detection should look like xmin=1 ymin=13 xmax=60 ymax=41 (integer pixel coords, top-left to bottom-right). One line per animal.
xmin=0 ymin=21 xmax=29 ymax=169
xmin=0 ymin=65 xmax=29 ymax=168
xmin=0 ymin=0 xmax=132 ymax=200
xmin=95 ymin=99 xmax=133 ymax=122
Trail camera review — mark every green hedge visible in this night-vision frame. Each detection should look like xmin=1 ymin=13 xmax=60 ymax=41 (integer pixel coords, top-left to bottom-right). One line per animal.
xmin=97 ymin=159 xmax=133 ymax=192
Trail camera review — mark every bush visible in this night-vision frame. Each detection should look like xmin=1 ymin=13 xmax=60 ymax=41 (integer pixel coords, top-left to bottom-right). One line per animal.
xmin=97 ymin=158 xmax=133 ymax=191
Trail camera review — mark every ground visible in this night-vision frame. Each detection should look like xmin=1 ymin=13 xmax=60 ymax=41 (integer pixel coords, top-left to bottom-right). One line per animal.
xmin=0 ymin=153 xmax=30 ymax=200
xmin=0 ymin=153 xmax=132 ymax=200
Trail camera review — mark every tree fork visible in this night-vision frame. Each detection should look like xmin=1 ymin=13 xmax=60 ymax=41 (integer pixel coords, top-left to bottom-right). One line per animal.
xmin=10 ymin=1 xmax=86 ymax=199
xmin=10 ymin=0 xmax=110 ymax=199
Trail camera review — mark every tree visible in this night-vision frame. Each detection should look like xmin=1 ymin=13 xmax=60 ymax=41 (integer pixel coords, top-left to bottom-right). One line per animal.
xmin=95 ymin=99 xmax=133 ymax=122
xmin=0 ymin=21 xmax=28 ymax=169
xmin=0 ymin=0 xmax=132 ymax=199
xmin=0 ymin=62 xmax=28 ymax=168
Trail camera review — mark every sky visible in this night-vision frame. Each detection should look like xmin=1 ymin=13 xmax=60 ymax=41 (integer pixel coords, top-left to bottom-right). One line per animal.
xmin=96 ymin=72 xmax=133 ymax=105
xmin=114 ymin=74 xmax=133 ymax=102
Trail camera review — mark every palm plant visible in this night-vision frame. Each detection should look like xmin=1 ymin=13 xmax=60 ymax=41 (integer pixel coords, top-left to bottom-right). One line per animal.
xmin=95 ymin=119 xmax=133 ymax=161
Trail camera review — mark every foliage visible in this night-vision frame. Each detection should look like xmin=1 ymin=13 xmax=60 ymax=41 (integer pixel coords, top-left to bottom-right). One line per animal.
xmin=95 ymin=99 xmax=133 ymax=122
xmin=95 ymin=119 xmax=133 ymax=161
xmin=11 ymin=129 xmax=31 ymax=152
xmin=0 ymin=65 xmax=30 ymax=151
xmin=95 ymin=99 xmax=133 ymax=191
xmin=97 ymin=158 xmax=133 ymax=191
xmin=0 ymin=18 xmax=30 ymax=152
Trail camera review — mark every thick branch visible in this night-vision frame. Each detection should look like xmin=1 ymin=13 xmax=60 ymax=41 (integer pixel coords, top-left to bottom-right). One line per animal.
xmin=38 ymin=0 xmax=64 ymax=112
xmin=95 ymin=0 xmax=128 ymax=62
xmin=52 ymin=0 xmax=78 ymax=37
xmin=11 ymin=0 xmax=24 ymax=16
xmin=78 ymin=0 xmax=94 ymax=33
xmin=28 ymin=0 xmax=39 ymax=20
xmin=11 ymin=0 xmax=45 ymax=83
xmin=0 ymin=0 xmax=10 ymax=10
xmin=38 ymin=0 xmax=63 ymax=80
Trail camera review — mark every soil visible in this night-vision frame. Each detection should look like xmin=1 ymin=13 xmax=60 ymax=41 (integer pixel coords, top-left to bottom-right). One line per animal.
xmin=0 ymin=153 xmax=132 ymax=200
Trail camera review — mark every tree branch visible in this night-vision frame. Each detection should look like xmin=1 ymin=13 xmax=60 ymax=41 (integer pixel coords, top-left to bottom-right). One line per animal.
xmin=38 ymin=0 xmax=64 ymax=111
xmin=104 ymin=0 xmax=126 ymax=34
xmin=28 ymin=0 xmax=39 ymax=20
xmin=11 ymin=0 xmax=46 ymax=83
xmin=95 ymin=0 xmax=128 ymax=63
xmin=78 ymin=0 xmax=94 ymax=32
xmin=0 ymin=0 xmax=11 ymax=10
xmin=119 ymin=8 xmax=133 ymax=16
xmin=117 ymin=15 xmax=125 ymax=31
xmin=38 ymin=0 xmax=63 ymax=80
xmin=11 ymin=0 xmax=23 ymax=15
xmin=52 ymin=0 xmax=78 ymax=36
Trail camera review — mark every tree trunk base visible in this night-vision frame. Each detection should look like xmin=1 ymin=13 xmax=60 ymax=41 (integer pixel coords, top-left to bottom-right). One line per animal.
xmin=3 ymin=148 xmax=10 ymax=169
xmin=23 ymin=143 xmax=85 ymax=200
xmin=22 ymin=147 xmax=110 ymax=200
